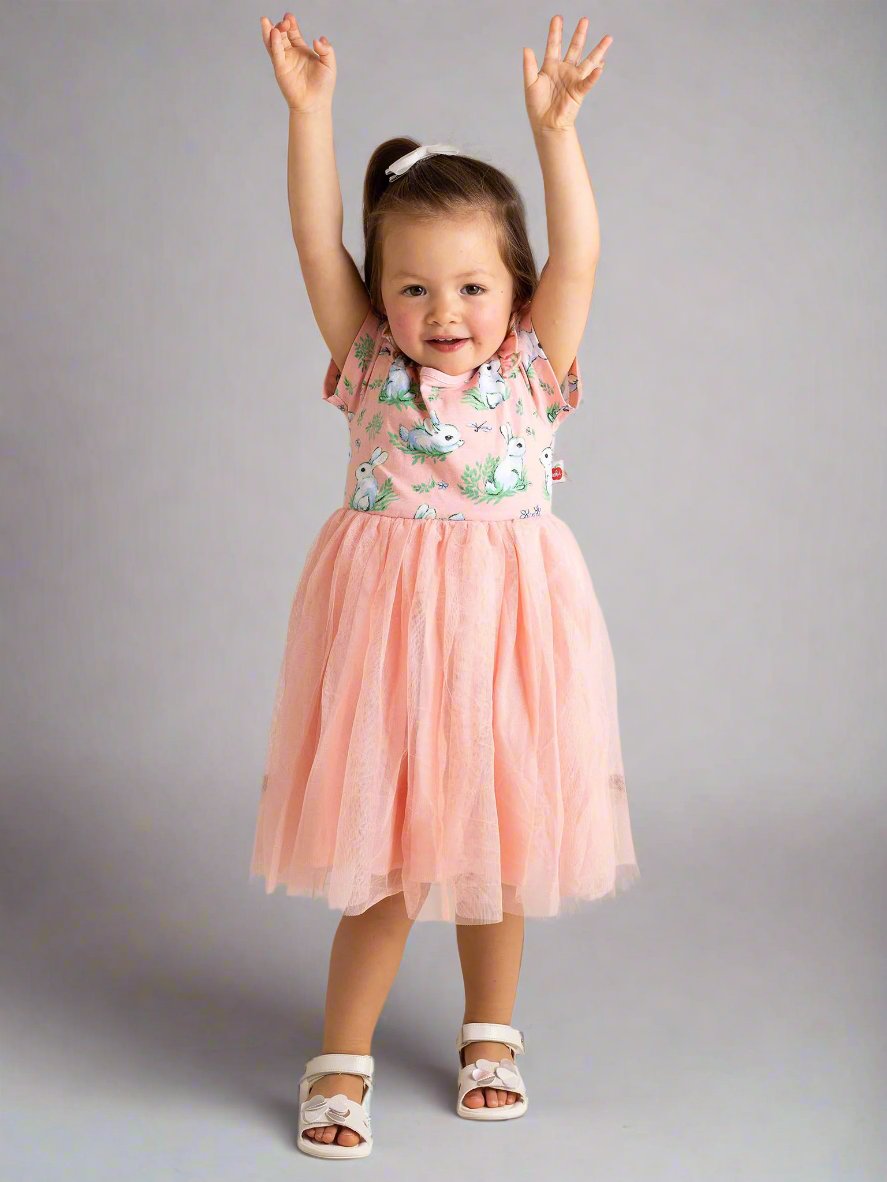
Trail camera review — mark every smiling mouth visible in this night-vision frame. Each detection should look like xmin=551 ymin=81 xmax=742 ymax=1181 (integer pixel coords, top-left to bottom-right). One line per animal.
xmin=426 ymin=337 xmax=470 ymax=353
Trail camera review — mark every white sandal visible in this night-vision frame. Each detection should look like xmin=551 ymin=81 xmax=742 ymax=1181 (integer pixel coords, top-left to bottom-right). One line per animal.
xmin=456 ymin=1022 xmax=528 ymax=1121
xmin=297 ymin=1052 xmax=375 ymax=1159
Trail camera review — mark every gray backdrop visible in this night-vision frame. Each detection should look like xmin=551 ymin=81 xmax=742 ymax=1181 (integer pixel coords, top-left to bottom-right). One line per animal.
xmin=3 ymin=1 xmax=884 ymax=1179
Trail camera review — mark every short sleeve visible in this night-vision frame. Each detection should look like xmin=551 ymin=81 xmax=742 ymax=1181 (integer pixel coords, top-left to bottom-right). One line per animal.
xmin=515 ymin=301 xmax=583 ymax=431
xmin=322 ymin=305 xmax=386 ymax=414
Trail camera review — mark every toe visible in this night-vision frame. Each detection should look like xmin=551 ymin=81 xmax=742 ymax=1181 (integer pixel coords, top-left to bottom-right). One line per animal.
xmin=463 ymin=1087 xmax=484 ymax=1107
xmin=485 ymin=1087 xmax=499 ymax=1107
xmin=337 ymin=1127 xmax=359 ymax=1146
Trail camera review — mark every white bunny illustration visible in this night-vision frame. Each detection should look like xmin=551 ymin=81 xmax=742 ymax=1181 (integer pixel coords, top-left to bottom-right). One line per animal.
xmin=539 ymin=444 xmax=554 ymax=498
xmin=476 ymin=359 xmax=508 ymax=409
xmin=559 ymin=372 xmax=578 ymax=406
xmin=516 ymin=324 xmax=546 ymax=373
xmin=399 ymin=410 xmax=464 ymax=456
xmin=349 ymin=447 xmax=389 ymax=512
xmin=485 ymin=423 xmax=526 ymax=494
xmin=379 ymin=352 xmax=415 ymax=405
xmin=414 ymin=504 xmax=466 ymax=521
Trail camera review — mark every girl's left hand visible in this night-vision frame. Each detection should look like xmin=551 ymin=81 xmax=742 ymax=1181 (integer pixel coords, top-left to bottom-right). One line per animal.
xmin=523 ymin=16 xmax=611 ymax=132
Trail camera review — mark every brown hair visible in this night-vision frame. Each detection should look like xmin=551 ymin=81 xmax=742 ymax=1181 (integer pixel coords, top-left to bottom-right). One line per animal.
xmin=361 ymin=137 xmax=538 ymax=322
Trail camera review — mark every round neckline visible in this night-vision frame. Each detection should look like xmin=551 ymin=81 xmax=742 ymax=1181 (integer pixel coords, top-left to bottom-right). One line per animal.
xmin=417 ymin=363 xmax=478 ymax=387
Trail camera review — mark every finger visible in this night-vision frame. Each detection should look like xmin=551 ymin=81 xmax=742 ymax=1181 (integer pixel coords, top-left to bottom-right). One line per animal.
xmin=260 ymin=16 xmax=272 ymax=51
xmin=581 ymin=56 xmax=604 ymax=79
xmin=581 ymin=39 xmax=611 ymax=79
xmin=564 ymin=15 xmax=588 ymax=65
xmin=283 ymin=12 xmax=307 ymax=47
xmin=522 ymin=46 xmax=539 ymax=89
xmin=316 ymin=35 xmax=335 ymax=62
xmin=578 ymin=61 xmax=604 ymax=95
xmin=276 ymin=17 xmax=293 ymax=50
xmin=544 ymin=13 xmax=561 ymax=62
xmin=584 ymin=34 xmax=613 ymax=70
xmin=269 ymin=25 xmax=286 ymax=68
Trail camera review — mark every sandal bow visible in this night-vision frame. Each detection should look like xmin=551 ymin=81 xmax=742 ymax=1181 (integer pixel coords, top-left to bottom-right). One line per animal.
xmin=469 ymin=1056 xmax=522 ymax=1090
xmin=301 ymin=1092 xmax=363 ymax=1126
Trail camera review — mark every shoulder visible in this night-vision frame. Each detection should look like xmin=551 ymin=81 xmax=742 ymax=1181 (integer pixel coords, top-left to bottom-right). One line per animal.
xmin=512 ymin=298 xmax=584 ymax=423
xmin=322 ymin=305 xmax=396 ymax=413
xmin=332 ymin=305 xmax=387 ymax=376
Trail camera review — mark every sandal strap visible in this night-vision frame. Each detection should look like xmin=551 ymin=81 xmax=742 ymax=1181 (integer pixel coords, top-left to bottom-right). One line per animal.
xmin=299 ymin=1092 xmax=371 ymax=1141
xmin=458 ymin=1022 xmax=525 ymax=1056
xmin=302 ymin=1052 xmax=374 ymax=1087
xmin=457 ymin=1058 xmax=527 ymax=1104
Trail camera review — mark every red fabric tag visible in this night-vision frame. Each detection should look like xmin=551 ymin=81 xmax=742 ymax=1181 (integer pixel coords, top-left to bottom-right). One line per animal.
xmin=551 ymin=460 xmax=568 ymax=482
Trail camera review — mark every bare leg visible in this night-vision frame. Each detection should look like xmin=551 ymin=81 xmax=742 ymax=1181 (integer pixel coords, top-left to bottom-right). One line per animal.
xmin=455 ymin=910 xmax=525 ymax=1108
xmin=303 ymin=891 xmax=414 ymax=1147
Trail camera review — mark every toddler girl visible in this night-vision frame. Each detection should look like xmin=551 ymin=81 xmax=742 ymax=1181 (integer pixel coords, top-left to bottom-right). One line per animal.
xmin=253 ymin=10 xmax=639 ymax=1160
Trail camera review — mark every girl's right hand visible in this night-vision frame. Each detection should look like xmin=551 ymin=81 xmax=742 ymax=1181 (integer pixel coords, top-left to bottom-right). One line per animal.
xmin=259 ymin=12 xmax=336 ymax=113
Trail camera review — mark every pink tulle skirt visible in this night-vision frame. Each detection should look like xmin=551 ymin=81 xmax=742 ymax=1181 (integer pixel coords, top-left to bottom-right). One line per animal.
xmin=250 ymin=507 xmax=639 ymax=924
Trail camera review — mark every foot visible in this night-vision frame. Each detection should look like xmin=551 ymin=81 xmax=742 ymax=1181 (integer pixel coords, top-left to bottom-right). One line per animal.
xmin=459 ymin=1040 xmax=522 ymax=1109
xmin=302 ymin=1072 xmax=368 ymax=1148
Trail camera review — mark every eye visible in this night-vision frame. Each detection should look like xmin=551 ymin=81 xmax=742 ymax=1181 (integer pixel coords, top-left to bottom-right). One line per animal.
xmin=399 ymin=284 xmax=487 ymax=297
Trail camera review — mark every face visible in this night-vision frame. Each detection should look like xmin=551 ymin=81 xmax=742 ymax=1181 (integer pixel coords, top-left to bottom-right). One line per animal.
xmin=379 ymin=211 xmax=516 ymax=374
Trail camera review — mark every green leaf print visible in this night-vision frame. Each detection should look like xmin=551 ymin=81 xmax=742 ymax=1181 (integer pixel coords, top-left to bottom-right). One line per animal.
xmin=365 ymin=475 xmax=397 ymax=511
xmin=412 ymin=476 xmax=439 ymax=493
xmin=461 ymin=386 xmax=511 ymax=411
xmin=354 ymin=330 xmax=375 ymax=374
xmin=378 ymin=378 xmax=420 ymax=408
xmin=459 ymin=455 xmax=530 ymax=503
xmin=525 ymin=354 xmax=546 ymax=382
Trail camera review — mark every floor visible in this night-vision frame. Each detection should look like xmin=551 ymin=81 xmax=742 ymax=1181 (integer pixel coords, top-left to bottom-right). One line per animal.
xmin=2 ymin=799 xmax=883 ymax=1181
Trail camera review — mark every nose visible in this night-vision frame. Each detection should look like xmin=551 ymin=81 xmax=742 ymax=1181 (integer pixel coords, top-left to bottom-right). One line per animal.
xmin=428 ymin=313 xmax=460 ymax=332
xmin=427 ymin=300 xmax=461 ymax=326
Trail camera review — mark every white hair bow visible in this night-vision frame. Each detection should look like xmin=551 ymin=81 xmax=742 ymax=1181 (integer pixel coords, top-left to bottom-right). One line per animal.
xmin=385 ymin=142 xmax=461 ymax=182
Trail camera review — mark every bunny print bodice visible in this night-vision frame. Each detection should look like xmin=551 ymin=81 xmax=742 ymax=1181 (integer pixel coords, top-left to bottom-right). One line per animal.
xmin=321 ymin=299 xmax=583 ymax=522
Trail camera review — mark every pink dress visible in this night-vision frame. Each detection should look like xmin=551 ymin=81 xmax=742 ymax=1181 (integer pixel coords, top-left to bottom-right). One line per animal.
xmin=250 ymin=298 xmax=639 ymax=924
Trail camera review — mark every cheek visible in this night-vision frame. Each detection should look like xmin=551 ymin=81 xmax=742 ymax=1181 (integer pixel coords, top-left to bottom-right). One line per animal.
xmin=470 ymin=308 xmax=507 ymax=340
xmin=387 ymin=311 xmax=416 ymax=341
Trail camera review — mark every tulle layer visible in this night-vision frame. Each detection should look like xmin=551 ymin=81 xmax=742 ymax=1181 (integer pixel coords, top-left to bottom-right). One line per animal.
xmin=250 ymin=508 xmax=639 ymax=924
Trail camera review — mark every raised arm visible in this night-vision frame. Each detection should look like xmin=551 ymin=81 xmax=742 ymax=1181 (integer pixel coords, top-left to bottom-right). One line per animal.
xmin=285 ymin=105 xmax=370 ymax=369
xmin=261 ymin=14 xmax=370 ymax=371
xmin=522 ymin=16 xmax=612 ymax=387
